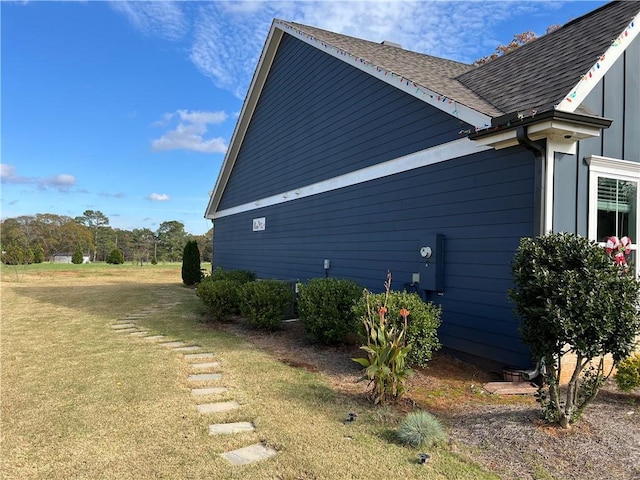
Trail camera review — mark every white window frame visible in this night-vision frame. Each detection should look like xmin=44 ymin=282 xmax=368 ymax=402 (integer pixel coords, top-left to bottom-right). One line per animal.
xmin=587 ymin=155 xmax=639 ymax=277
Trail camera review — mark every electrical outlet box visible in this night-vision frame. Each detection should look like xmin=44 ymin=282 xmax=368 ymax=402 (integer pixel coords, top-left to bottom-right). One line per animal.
xmin=419 ymin=233 xmax=444 ymax=291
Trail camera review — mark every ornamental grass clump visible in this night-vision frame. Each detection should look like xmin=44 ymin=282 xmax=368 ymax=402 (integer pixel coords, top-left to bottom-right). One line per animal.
xmin=352 ymin=272 xmax=413 ymax=404
xmin=397 ymin=411 xmax=446 ymax=448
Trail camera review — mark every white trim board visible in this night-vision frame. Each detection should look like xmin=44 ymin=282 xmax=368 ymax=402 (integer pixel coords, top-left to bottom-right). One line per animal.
xmin=212 ymin=138 xmax=491 ymax=219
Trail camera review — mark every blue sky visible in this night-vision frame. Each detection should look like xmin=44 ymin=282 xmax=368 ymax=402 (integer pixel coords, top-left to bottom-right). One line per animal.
xmin=1 ymin=0 xmax=607 ymax=235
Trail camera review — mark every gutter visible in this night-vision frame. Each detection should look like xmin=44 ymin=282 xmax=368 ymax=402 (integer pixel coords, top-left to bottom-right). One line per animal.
xmin=516 ymin=126 xmax=546 ymax=237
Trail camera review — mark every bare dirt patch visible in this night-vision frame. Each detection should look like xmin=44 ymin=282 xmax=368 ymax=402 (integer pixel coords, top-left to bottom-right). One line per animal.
xmin=212 ymin=317 xmax=640 ymax=480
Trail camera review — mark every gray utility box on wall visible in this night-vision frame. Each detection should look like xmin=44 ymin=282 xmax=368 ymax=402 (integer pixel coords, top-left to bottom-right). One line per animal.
xmin=418 ymin=233 xmax=444 ymax=292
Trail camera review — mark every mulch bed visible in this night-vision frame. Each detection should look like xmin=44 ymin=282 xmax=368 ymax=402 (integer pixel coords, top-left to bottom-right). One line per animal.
xmin=210 ymin=318 xmax=640 ymax=480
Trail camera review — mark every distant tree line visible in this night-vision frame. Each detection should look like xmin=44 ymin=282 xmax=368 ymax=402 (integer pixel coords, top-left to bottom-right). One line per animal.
xmin=0 ymin=210 xmax=212 ymax=265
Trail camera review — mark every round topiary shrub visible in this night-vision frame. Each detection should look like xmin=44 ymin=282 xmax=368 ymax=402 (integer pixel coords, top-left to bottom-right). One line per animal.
xmin=182 ymin=240 xmax=202 ymax=286
xmin=352 ymin=290 xmax=441 ymax=368
xmin=196 ymin=278 xmax=242 ymax=321
xmin=397 ymin=411 xmax=446 ymax=448
xmin=298 ymin=277 xmax=362 ymax=345
xmin=240 ymin=280 xmax=293 ymax=331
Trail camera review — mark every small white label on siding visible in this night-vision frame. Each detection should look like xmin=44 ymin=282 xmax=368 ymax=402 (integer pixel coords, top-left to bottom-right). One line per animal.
xmin=252 ymin=217 xmax=266 ymax=231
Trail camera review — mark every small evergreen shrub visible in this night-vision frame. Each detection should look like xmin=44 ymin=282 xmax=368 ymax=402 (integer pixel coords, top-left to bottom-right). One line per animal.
xmin=210 ymin=267 xmax=256 ymax=284
xmin=298 ymin=277 xmax=362 ymax=345
xmin=397 ymin=411 xmax=446 ymax=448
xmin=353 ymin=290 xmax=441 ymax=368
xmin=615 ymin=354 xmax=640 ymax=392
xmin=33 ymin=245 xmax=44 ymax=264
xmin=240 ymin=280 xmax=293 ymax=331
xmin=182 ymin=240 xmax=202 ymax=286
xmin=106 ymin=248 xmax=124 ymax=264
xmin=71 ymin=246 xmax=84 ymax=264
xmin=196 ymin=279 xmax=242 ymax=321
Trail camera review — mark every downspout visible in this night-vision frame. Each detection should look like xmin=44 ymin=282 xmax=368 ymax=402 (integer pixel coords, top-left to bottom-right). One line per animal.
xmin=516 ymin=126 xmax=546 ymax=237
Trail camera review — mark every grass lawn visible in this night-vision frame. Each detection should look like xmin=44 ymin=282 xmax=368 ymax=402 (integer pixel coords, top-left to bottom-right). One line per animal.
xmin=1 ymin=263 xmax=498 ymax=479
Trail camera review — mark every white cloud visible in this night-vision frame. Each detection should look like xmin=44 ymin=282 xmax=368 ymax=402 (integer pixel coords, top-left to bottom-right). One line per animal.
xmin=109 ymin=1 xmax=188 ymax=41
xmin=113 ymin=1 xmax=583 ymax=98
xmin=1 ymin=164 xmax=76 ymax=192
xmin=151 ymin=109 xmax=229 ymax=153
xmin=147 ymin=193 xmax=171 ymax=201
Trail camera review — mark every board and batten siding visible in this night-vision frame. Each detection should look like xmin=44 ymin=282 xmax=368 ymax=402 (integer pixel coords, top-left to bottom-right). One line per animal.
xmin=553 ymin=35 xmax=640 ymax=234
xmin=214 ymin=145 xmax=536 ymax=368
xmin=217 ymin=32 xmax=463 ymax=212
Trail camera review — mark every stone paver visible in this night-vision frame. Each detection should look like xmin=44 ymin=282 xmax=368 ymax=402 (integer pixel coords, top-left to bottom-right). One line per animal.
xmin=197 ymin=400 xmax=240 ymax=414
xmin=221 ymin=443 xmax=277 ymax=465
xmin=142 ymin=335 xmax=165 ymax=341
xmin=129 ymin=331 xmax=149 ymax=336
xmin=209 ymin=422 xmax=255 ymax=435
xmin=115 ymin=319 xmax=138 ymax=324
xmin=159 ymin=341 xmax=186 ymax=348
xmin=191 ymin=387 xmax=228 ymax=396
xmin=184 ymin=353 xmax=215 ymax=360
xmin=114 ymin=328 xmax=139 ymax=333
xmin=111 ymin=323 xmax=137 ymax=329
xmin=191 ymin=362 xmax=221 ymax=369
xmin=173 ymin=346 xmax=201 ymax=352
xmin=188 ymin=373 xmax=222 ymax=382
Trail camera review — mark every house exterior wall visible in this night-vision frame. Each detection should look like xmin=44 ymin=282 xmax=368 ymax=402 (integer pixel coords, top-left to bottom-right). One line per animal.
xmin=212 ymin=32 xmax=543 ymax=369
xmin=218 ymin=33 xmax=463 ymax=212
xmin=552 ymin=35 xmax=640 ymax=234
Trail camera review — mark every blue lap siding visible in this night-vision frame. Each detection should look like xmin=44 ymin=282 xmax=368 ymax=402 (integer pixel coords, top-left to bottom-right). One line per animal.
xmin=214 ymin=141 xmax=536 ymax=367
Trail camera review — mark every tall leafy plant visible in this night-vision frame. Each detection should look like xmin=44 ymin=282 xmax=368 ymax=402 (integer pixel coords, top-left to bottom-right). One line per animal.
xmin=510 ymin=232 xmax=640 ymax=428
xmin=181 ymin=240 xmax=202 ymax=286
xmin=352 ymin=272 xmax=412 ymax=404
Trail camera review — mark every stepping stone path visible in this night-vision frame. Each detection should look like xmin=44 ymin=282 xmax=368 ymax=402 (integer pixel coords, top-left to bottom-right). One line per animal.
xmin=188 ymin=373 xmax=223 ymax=382
xmin=197 ymin=400 xmax=240 ymax=414
xmin=192 ymin=387 xmax=228 ymax=396
xmin=209 ymin=422 xmax=255 ymax=435
xmin=110 ymin=296 xmax=277 ymax=466
xmin=221 ymin=444 xmax=278 ymax=465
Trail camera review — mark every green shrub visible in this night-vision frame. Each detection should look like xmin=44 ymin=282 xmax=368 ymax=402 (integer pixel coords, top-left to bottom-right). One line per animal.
xmin=510 ymin=232 xmax=640 ymax=428
xmin=33 ymin=245 xmax=44 ymax=264
xmin=71 ymin=245 xmax=84 ymax=264
xmin=182 ymin=240 xmax=202 ymax=286
xmin=352 ymin=273 xmax=413 ymax=405
xmin=298 ymin=278 xmax=362 ymax=345
xmin=106 ymin=248 xmax=124 ymax=264
xmin=615 ymin=354 xmax=640 ymax=392
xmin=210 ymin=267 xmax=256 ymax=284
xmin=397 ymin=411 xmax=446 ymax=448
xmin=353 ymin=290 xmax=441 ymax=368
xmin=240 ymin=280 xmax=294 ymax=331
xmin=196 ymin=279 xmax=242 ymax=321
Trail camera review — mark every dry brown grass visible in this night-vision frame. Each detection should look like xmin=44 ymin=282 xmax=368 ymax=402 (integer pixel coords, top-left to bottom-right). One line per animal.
xmin=1 ymin=263 xmax=497 ymax=480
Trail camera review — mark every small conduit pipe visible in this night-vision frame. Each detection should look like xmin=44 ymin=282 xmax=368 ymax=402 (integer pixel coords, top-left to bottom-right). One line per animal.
xmin=516 ymin=126 xmax=546 ymax=237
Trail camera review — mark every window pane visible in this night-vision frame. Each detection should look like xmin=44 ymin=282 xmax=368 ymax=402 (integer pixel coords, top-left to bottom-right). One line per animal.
xmin=596 ymin=177 xmax=637 ymax=242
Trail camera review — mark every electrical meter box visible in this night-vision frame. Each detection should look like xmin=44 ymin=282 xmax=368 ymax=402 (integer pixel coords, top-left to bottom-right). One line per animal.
xmin=418 ymin=233 xmax=444 ymax=292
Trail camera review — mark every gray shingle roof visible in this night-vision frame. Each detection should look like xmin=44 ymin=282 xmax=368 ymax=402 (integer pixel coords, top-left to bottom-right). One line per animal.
xmin=281 ymin=1 xmax=639 ymax=118
xmin=457 ymin=1 xmax=640 ymax=115
xmin=282 ymin=21 xmax=504 ymax=117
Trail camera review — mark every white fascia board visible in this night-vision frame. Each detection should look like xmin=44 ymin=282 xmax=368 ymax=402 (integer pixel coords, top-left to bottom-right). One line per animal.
xmin=205 ymin=22 xmax=284 ymax=219
xmin=274 ymin=21 xmax=492 ymax=131
xmin=213 ymin=138 xmax=491 ymax=219
xmin=556 ymin=10 xmax=640 ymax=113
